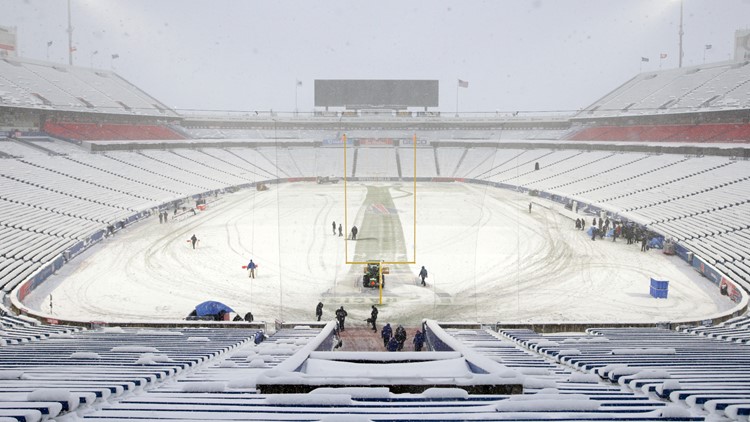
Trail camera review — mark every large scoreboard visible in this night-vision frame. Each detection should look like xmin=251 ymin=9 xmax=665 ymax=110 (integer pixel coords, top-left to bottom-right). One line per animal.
xmin=314 ymin=79 xmax=439 ymax=109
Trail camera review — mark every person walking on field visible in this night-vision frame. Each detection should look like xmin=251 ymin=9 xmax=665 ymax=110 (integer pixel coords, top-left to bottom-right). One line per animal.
xmin=332 ymin=221 xmax=336 ymax=235
xmin=338 ymin=224 xmax=343 ymax=237
xmin=413 ymin=329 xmax=425 ymax=351
xmin=381 ymin=323 xmax=392 ymax=347
xmin=315 ymin=302 xmax=324 ymax=321
xmin=369 ymin=305 xmax=378 ymax=332
xmin=351 ymin=225 xmax=358 ymax=240
xmin=190 ymin=234 xmax=198 ymax=249
xmin=419 ymin=266 xmax=428 ymax=286
xmin=247 ymin=259 xmax=257 ymax=278
xmin=335 ymin=306 xmax=348 ymax=331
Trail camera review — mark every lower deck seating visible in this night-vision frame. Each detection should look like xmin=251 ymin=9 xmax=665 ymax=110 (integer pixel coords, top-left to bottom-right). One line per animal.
xmin=43 ymin=122 xmax=185 ymax=141
xmin=501 ymin=324 xmax=750 ymax=420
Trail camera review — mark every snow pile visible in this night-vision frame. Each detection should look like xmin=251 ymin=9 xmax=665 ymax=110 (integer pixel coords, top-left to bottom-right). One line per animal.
xmin=495 ymin=393 xmax=600 ymax=412
xmin=231 ymin=349 xmax=256 ymax=358
xmin=556 ymin=349 xmax=581 ymax=356
xmin=567 ymin=373 xmax=600 ymax=383
xmin=0 ymin=370 xmax=24 ymax=380
xmin=187 ymin=336 xmax=211 ymax=342
xmin=137 ymin=330 xmax=183 ymax=336
xmin=111 ymin=346 xmax=160 ymax=353
xmin=139 ymin=353 xmax=172 ymax=363
xmin=611 ymin=348 xmax=676 ymax=355
xmin=219 ymin=360 xmax=237 ymax=368
xmin=657 ymin=405 xmax=692 ymax=418
xmin=606 ymin=366 xmax=640 ymax=379
xmin=227 ymin=374 xmax=258 ymax=389
xmin=656 ymin=380 xmax=682 ymax=395
xmin=534 ymin=340 xmax=559 ymax=347
xmin=311 ymin=387 xmax=390 ymax=399
xmin=422 ymin=388 xmax=469 ymax=399
xmin=248 ymin=358 xmax=266 ymax=368
xmin=293 ymin=325 xmax=312 ymax=330
xmin=521 ymin=376 xmax=558 ymax=389
xmin=631 ymin=369 xmax=671 ymax=379
xmin=259 ymin=346 xmax=296 ymax=355
xmin=242 ymin=352 xmax=259 ymax=361
xmin=265 ymin=394 xmax=352 ymax=406
xmin=27 ymin=388 xmax=78 ymax=411
xmin=70 ymin=352 xmax=101 ymax=359
xmin=181 ymin=382 xmax=226 ymax=392
xmin=100 ymin=327 xmax=125 ymax=334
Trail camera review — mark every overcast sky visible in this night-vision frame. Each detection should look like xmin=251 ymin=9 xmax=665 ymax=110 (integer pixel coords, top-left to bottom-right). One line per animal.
xmin=2 ymin=0 xmax=749 ymax=115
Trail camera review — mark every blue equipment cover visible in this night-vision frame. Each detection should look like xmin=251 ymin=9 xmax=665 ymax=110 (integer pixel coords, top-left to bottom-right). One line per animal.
xmin=195 ymin=300 xmax=234 ymax=317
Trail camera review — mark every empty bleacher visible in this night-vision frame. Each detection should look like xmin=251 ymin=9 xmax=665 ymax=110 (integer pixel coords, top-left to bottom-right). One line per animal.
xmin=500 ymin=325 xmax=750 ymax=420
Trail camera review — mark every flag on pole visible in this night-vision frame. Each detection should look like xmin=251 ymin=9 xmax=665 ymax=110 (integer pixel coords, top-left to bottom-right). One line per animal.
xmin=641 ymin=57 xmax=649 ymax=62
xmin=458 ymin=79 xmax=469 ymax=88
xmin=705 ymin=44 xmax=712 ymax=50
xmin=660 ymin=53 xmax=667 ymax=59
xmin=47 ymin=41 xmax=53 ymax=47
xmin=111 ymin=54 xmax=119 ymax=59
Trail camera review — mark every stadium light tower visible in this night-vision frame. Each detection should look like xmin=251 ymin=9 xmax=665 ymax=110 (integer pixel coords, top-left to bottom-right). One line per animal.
xmin=678 ymin=0 xmax=684 ymax=68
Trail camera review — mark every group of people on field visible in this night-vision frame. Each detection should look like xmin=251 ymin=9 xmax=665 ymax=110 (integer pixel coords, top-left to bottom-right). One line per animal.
xmin=574 ymin=216 xmax=653 ymax=251
xmin=316 ymin=302 xmax=425 ymax=352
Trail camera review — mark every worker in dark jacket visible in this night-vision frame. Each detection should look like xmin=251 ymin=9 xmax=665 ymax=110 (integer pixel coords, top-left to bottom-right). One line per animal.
xmin=369 ymin=305 xmax=378 ymax=331
xmin=315 ymin=302 xmax=324 ymax=321
xmin=381 ymin=323 xmax=392 ymax=347
xmin=335 ymin=306 xmax=348 ymax=331
xmin=413 ymin=330 xmax=425 ymax=351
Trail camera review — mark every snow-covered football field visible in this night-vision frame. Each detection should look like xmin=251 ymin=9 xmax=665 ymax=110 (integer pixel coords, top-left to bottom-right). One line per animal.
xmin=25 ymin=182 xmax=731 ymax=325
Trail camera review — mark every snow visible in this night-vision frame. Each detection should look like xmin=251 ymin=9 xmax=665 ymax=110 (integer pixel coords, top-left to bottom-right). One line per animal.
xmin=70 ymin=352 xmax=101 ymax=359
xmin=310 ymin=387 xmax=390 ymax=399
xmin=557 ymin=349 xmax=581 ymax=356
xmin=180 ymin=382 xmax=226 ymax=392
xmin=657 ymin=380 xmax=683 ymax=395
xmin=302 ymin=357 xmax=474 ymax=379
xmin=186 ymin=337 xmax=211 ymax=342
xmin=22 ymin=182 xmax=736 ymax=325
xmin=110 ymin=346 xmax=160 ymax=353
xmin=99 ymin=327 xmax=125 ymax=333
xmin=611 ymin=348 xmax=676 ymax=355
xmin=0 ymin=371 xmax=24 ymax=380
xmin=566 ymin=373 xmax=601 ymax=383
xmin=660 ymin=404 xmax=695 ymax=418
xmin=520 ymin=377 xmax=558 ymax=389
xmin=136 ymin=330 xmax=183 ymax=336
xmin=494 ymin=393 xmax=600 ymax=411
xmin=26 ymin=389 xmax=78 ymax=411
xmin=139 ymin=353 xmax=172 ymax=363
xmin=248 ymin=358 xmax=266 ymax=367
xmin=265 ymin=394 xmax=353 ymax=406
xmin=631 ymin=369 xmax=671 ymax=379
xmin=421 ymin=388 xmax=470 ymax=399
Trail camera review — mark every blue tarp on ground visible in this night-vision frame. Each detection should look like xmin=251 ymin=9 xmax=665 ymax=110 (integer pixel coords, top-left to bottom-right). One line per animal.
xmin=194 ymin=300 xmax=234 ymax=317
xmin=648 ymin=236 xmax=665 ymax=250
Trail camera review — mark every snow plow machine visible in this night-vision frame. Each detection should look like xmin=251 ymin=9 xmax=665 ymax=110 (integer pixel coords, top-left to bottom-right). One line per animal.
xmin=363 ymin=261 xmax=389 ymax=288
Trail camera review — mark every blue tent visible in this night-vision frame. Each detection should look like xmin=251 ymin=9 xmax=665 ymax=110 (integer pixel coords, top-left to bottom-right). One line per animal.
xmin=195 ymin=301 xmax=234 ymax=317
